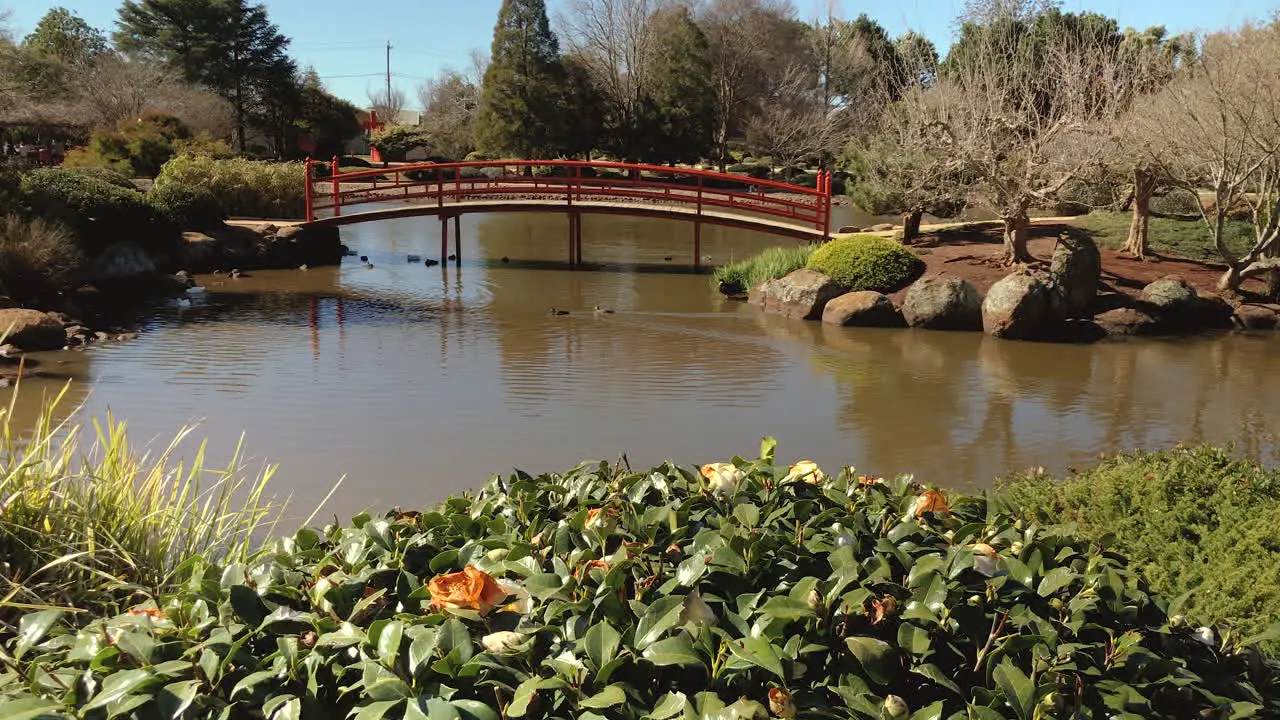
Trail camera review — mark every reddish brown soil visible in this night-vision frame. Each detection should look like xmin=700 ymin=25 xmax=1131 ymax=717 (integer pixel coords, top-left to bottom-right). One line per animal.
xmin=888 ymin=222 xmax=1269 ymax=312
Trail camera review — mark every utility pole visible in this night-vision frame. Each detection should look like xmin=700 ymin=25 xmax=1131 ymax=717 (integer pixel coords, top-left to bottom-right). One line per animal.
xmin=385 ymin=41 xmax=393 ymax=118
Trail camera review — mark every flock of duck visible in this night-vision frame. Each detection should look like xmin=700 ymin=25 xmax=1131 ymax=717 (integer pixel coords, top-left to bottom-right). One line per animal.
xmin=549 ymin=305 xmax=615 ymax=316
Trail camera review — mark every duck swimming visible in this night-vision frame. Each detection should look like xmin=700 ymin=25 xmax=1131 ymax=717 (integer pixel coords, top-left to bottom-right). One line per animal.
xmin=424 ymin=258 xmax=440 ymax=267
xmin=549 ymin=307 xmax=569 ymax=316
xmin=593 ymin=305 xmax=614 ymax=314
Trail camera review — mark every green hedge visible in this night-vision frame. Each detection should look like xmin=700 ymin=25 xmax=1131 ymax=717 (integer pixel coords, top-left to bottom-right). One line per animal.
xmin=726 ymin=162 xmax=770 ymax=180
xmin=147 ymin=183 xmax=228 ymax=230
xmin=3 ymin=443 xmax=1278 ymax=719
xmin=806 ymin=234 xmax=924 ymax=292
xmin=20 ymin=168 xmax=175 ymax=255
xmin=997 ymin=445 xmax=1280 ymax=644
xmin=153 ymin=154 xmax=306 ymax=219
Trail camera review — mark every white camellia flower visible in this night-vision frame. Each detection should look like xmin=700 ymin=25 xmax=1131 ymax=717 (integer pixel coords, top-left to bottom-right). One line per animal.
xmin=679 ymin=588 xmax=718 ymax=627
xmin=481 ymin=631 xmax=524 ymax=654
xmin=782 ymin=460 xmax=825 ymax=485
xmin=970 ymin=543 xmax=1000 ymax=577
xmin=882 ymin=695 xmax=910 ymax=719
xmin=700 ymin=463 xmax=743 ymax=498
xmin=1194 ymin=626 xmax=1216 ymax=647
xmin=499 ymin=580 xmax=533 ymax=614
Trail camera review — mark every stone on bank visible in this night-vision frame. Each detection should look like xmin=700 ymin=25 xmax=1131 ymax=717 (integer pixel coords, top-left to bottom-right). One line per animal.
xmin=902 ymin=276 xmax=982 ymax=331
xmin=749 ymin=269 xmax=844 ymax=321
xmin=0 ymin=308 xmax=67 ymax=351
xmin=981 ymin=272 xmax=1063 ymax=340
xmin=821 ymin=291 xmax=904 ymax=327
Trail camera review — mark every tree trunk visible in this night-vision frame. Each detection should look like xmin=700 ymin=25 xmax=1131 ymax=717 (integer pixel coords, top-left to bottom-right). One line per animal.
xmin=1122 ymin=167 xmax=1155 ymax=258
xmin=902 ymin=207 xmax=923 ymax=243
xmin=1001 ymin=211 xmax=1032 ymax=264
xmin=1217 ymin=263 xmax=1243 ymax=294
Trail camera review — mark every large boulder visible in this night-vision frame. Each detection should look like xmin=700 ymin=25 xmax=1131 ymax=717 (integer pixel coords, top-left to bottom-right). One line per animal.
xmin=1234 ymin=304 xmax=1280 ymax=330
xmin=179 ymin=231 xmax=223 ymax=273
xmin=1141 ymin=275 xmax=1234 ymax=331
xmin=981 ymin=272 xmax=1063 ymax=340
xmin=902 ymin=276 xmax=982 ymax=330
xmin=1049 ymin=232 xmax=1101 ymax=318
xmin=749 ymin=269 xmax=844 ymax=321
xmin=821 ymin=291 xmax=904 ymax=327
xmin=88 ymin=242 xmax=157 ymax=282
xmin=266 ymin=225 xmax=343 ymax=267
xmin=1094 ymin=307 xmax=1159 ymax=337
xmin=0 ymin=309 xmax=66 ymax=351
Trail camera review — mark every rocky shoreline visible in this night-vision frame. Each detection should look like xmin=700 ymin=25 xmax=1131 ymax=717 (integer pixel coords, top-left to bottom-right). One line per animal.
xmin=0 ymin=222 xmax=343 ymax=359
xmin=748 ymin=232 xmax=1279 ymax=342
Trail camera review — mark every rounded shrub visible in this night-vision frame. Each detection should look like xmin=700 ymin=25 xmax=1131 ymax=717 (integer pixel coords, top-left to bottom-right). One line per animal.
xmin=0 ymin=214 xmax=83 ymax=299
xmin=806 ymin=234 xmax=924 ymax=292
xmin=20 ymin=168 xmax=175 ymax=255
xmin=60 ymin=165 xmax=138 ymax=189
xmin=1 ymin=444 xmax=1277 ymax=718
xmin=153 ymin=153 xmax=305 ymax=219
xmin=726 ymin=162 xmax=770 ymax=179
xmin=147 ymin=183 xmax=227 ymax=230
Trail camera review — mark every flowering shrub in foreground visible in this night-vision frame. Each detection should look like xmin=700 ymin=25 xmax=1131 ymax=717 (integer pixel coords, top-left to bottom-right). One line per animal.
xmin=2 ymin=439 xmax=1278 ymax=719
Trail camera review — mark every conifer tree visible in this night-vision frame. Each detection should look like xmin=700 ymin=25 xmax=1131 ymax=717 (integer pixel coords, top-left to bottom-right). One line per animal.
xmin=475 ymin=0 xmax=565 ymax=158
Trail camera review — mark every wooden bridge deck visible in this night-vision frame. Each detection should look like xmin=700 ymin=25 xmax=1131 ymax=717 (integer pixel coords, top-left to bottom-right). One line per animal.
xmin=302 ymin=198 xmax=827 ymax=241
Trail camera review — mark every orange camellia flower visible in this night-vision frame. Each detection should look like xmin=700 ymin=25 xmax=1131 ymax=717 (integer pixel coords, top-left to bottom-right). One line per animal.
xmin=428 ymin=565 xmax=510 ymax=615
xmin=575 ymin=559 xmax=610 ymax=579
xmin=768 ymin=688 xmax=797 ymax=718
xmin=912 ymin=489 xmax=950 ymax=518
xmin=127 ymin=607 xmax=167 ymax=621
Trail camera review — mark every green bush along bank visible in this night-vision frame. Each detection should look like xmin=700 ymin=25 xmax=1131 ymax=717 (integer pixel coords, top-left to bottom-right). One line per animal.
xmin=806 ymin=234 xmax=924 ymax=293
xmin=997 ymin=445 xmax=1280 ymax=644
xmin=151 ymin=153 xmax=306 ymax=220
xmin=2 ymin=439 xmax=1278 ymax=719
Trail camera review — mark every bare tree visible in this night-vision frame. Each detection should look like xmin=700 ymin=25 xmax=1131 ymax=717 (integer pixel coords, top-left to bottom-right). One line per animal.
xmin=558 ymin=0 xmax=665 ymax=158
xmin=418 ymin=72 xmax=479 ymax=160
xmin=745 ymin=64 xmax=845 ymax=179
xmin=959 ymin=0 xmax=1058 ymax=25
xmin=700 ymin=0 xmax=807 ymax=170
xmin=1136 ymin=25 xmax=1280 ymax=292
xmin=907 ymin=18 xmax=1131 ymax=263
xmin=368 ymin=85 xmax=407 ymax=124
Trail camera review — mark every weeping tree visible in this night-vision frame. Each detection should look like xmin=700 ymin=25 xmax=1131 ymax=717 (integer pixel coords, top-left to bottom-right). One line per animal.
xmin=1134 ymin=24 xmax=1280 ymax=294
xmin=919 ymin=9 xmax=1131 ymax=263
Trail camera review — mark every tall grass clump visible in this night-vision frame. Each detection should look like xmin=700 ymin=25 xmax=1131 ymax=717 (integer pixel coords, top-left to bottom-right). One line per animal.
xmin=713 ymin=244 xmax=816 ymax=293
xmin=152 ymin=153 xmax=306 ymax=219
xmin=0 ymin=215 xmax=83 ymax=301
xmin=0 ymin=385 xmax=284 ymax=626
xmin=997 ymin=445 xmax=1280 ymax=643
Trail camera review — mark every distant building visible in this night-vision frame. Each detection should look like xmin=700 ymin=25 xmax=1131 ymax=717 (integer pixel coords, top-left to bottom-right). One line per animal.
xmin=345 ymin=108 xmax=425 ymax=157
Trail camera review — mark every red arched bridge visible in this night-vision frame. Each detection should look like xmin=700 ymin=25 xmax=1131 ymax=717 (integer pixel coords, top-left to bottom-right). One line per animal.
xmin=303 ymin=158 xmax=833 ymax=269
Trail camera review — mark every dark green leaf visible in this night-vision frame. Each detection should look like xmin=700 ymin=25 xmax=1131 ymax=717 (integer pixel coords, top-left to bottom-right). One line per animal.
xmin=82 ymin=669 xmax=155 ymax=712
xmin=14 ymin=610 xmax=63 ymax=661
xmin=1037 ymin=568 xmax=1077 ymax=597
xmin=584 ymin=620 xmax=621 ymax=671
xmin=642 ymin=635 xmax=703 ymax=668
xmin=634 ymin=595 xmax=686 ymax=648
xmin=993 ymin=659 xmax=1034 ymax=720
xmin=845 ymin=636 xmax=894 ymax=685
xmin=581 ymin=685 xmax=627 ymax=709
xmin=0 ymin=698 xmax=69 ymax=720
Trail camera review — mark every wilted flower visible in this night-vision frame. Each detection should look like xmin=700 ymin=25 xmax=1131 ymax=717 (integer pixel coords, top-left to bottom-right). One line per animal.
xmin=1009 ymin=541 xmax=1024 ymax=556
xmin=575 ymin=559 xmax=610 ymax=580
xmin=1194 ymin=626 xmax=1216 ymax=647
xmin=127 ymin=607 xmax=167 ymax=621
xmin=783 ymin=460 xmax=825 ymax=485
xmin=585 ymin=507 xmax=618 ymax=533
xmin=883 ymin=694 xmax=909 ymax=719
xmin=857 ymin=475 xmax=883 ymax=486
xmin=481 ymin=630 xmax=525 ymax=654
xmin=911 ymin=489 xmax=950 ymax=518
xmin=428 ymin=565 xmax=509 ymax=615
xmin=805 ymin=587 xmax=822 ymax=610
xmin=700 ymin=463 xmax=744 ymax=498
xmin=680 ymin=588 xmax=717 ymax=627
xmin=869 ymin=595 xmax=897 ymax=626
xmin=767 ymin=688 xmax=797 ymax=718
xmin=971 ymin=542 xmax=999 ymax=577
xmin=498 ymin=580 xmax=532 ymax=614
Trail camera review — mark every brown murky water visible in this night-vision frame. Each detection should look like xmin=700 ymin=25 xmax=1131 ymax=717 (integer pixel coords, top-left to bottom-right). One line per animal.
xmin=13 ymin=206 xmax=1280 ymax=519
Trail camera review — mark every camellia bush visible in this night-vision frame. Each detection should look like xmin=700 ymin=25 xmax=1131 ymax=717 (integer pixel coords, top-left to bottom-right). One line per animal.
xmin=2 ymin=441 xmax=1277 ymax=719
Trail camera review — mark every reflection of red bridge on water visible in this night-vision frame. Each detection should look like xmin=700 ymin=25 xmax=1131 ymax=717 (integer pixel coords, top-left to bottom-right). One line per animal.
xmin=302 ymin=159 xmax=833 ymax=269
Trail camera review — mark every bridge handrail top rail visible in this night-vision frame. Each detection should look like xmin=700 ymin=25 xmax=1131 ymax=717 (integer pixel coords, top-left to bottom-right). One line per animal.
xmin=314 ymin=158 xmax=829 ymax=197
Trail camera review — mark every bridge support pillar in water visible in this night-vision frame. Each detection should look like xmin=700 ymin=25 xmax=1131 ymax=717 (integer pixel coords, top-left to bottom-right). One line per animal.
xmin=693 ymin=220 xmax=702 ymax=271
xmin=452 ymin=216 xmax=461 ymax=266
xmin=568 ymin=212 xmax=583 ymax=269
xmin=439 ymin=217 xmax=448 ymax=263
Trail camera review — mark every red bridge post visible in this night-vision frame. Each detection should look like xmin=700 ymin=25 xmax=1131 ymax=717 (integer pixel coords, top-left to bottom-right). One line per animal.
xmin=303 ymin=158 xmax=314 ymax=223
xmin=331 ymin=156 xmax=341 ymax=218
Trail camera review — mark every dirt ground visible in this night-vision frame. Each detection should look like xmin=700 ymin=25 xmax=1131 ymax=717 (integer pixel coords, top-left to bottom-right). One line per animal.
xmin=885 ymin=221 xmax=1270 ymax=311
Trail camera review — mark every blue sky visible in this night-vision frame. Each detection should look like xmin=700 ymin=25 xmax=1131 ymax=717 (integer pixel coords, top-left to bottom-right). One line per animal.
xmin=5 ymin=0 xmax=1273 ymax=108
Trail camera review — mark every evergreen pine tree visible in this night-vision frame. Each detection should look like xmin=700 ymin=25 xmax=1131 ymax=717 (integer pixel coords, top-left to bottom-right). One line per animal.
xmin=647 ymin=7 xmax=716 ymax=164
xmin=475 ymin=0 xmax=565 ymax=158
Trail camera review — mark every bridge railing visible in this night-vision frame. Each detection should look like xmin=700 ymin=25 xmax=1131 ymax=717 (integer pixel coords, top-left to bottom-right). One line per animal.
xmin=304 ymin=158 xmax=832 ymax=237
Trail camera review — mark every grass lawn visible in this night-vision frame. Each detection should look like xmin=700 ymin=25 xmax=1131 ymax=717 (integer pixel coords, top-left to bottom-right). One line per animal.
xmin=1067 ymin=211 xmax=1256 ymax=261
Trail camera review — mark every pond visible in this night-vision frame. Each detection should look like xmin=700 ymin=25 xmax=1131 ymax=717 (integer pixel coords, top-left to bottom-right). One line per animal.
xmin=15 ymin=208 xmax=1280 ymax=519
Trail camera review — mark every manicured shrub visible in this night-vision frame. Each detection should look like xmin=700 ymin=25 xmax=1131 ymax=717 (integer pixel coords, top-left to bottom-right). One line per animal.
xmin=726 ymin=162 xmax=770 ymax=179
xmin=60 ymin=165 xmax=137 ymax=189
xmin=147 ymin=182 xmax=227 ymax=229
xmin=152 ymin=153 xmax=306 ymax=219
xmin=20 ymin=168 xmax=175 ymax=255
xmin=0 ymin=214 xmax=83 ymax=299
xmin=371 ymin=125 xmax=433 ymax=161
xmin=62 ymin=113 xmax=193 ymax=178
xmin=997 ymin=445 xmax=1280 ymax=644
xmin=2 ymin=442 xmax=1277 ymax=718
xmin=806 ymin=234 xmax=924 ymax=292
xmin=713 ymin=244 xmax=816 ymax=294
xmin=1150 ymin=189 xmax=1203 ymax=217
